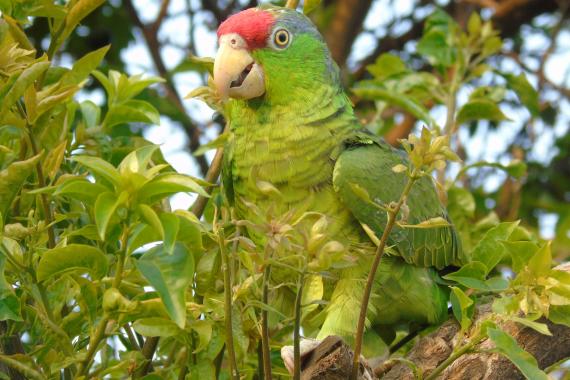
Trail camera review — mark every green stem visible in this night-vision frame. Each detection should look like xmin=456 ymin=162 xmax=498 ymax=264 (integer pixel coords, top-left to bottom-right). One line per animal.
xmin=0 ymin=243 xmax=27 ymax=273
xmin=424 ymin=335 xmax=483 ymax=380
xmin=123 ymin=323 xmax=141 ymax=351
xmin=20 ymin=108 xmax=56 ymax=249
xmin=0 ymin=354 xmax=45 ymax=380
xmin=261 ymin=247 xmax=273 ymax=380
xmin=218 ymin=228 xmax=240 ymax=380
xmin=78 ymin=225 xmax=129 ymax=376
xmin=76 ymin=317 xmax=109 ymax=376
xmin=285 ymin=0 xmax=300 ymax=9
xmin=350 ymin=172 xmax=419 ymax=380
xmin=293 ymin=272 xmax=304 ymax=380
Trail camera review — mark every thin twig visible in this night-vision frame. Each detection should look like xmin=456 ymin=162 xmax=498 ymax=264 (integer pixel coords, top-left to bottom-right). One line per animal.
xmin=261 ymin=247 xmax=273 ymax=380
xmin=78 ymin=225 xmax=130 ymax=376
xmin=424 ymin=334 xmax=484 ymax=380
xmin=190 ymin=146 xmax=224 ymax=217
xmin=123 ymin=324 xmax=141 ymax=351
xmin=285 ymin=0 xmax=300 ymax=9
xmin=350 ymin=171 xmax=419 ymax=380
xmin=293 ymin=272 xmax=304 ymax=380
xmin=218 ymin=227 xmax=240 ymax=380
xmin=151 ymin=0 xmax=171 ymax=34
xmin=0 ymin=355 xmax=45 ymax=380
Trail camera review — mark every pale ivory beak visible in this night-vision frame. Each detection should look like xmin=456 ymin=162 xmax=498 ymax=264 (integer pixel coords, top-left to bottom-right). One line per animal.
xmin=213 ymin=34 xmax=265 ymax=101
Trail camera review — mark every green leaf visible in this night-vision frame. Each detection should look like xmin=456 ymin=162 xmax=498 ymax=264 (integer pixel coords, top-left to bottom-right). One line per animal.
xmin=118 ymin=144 xmax=160 ymax=176
xmin=443 ymin=261 xmax=508 ymax=291
xmin=188 ymin=361 xmax=216 ymax=380
xmin=127 ymin=223 xmax=161 ymax=255
xmin=193 ymin=133 xmax=229 ymax=156
xmin=190 ymin=319 xmax=213 ymax=353
xmin=58 ymin=0 xmax=105 ymax=45
xmin=457 ymin=100 xmax=509 ymax=124
xmin=136 ymin=243 xmax=194 ymax=328
xmin=469 ymin=86 xmax=506 ymax=103
xmin=0 ymin=60 xmax=49 ymax=118
xmin=94 ymin=192 xmax=127 ymax=240
xmin=139 ymin=173 xmax=209 ymax=202
xmin=54 ymin=178 xmax=110 ymax=204
xmin=43 ymin=139 xmax=67 ymax=181
xmin=301 ymin=275 xmax=324 ymax=317
xmin=418 ymin=32 xmax=451 ymax=65
xmin=37 ymin=244 xmax=108 ymax=281
xmin=175 ymin=210 xmax=204 ymax=251
xmin=0 ymin=254 xmax=22 ymax=321
xmin=172 ymin=55 xmax=214 ymax=75
xmin=510 ymin=316 xmax=551 ymax=336
xmin=92 ymin=70 xmax=114 ymax=100
xmin=503 ymin=73 xmax=540 ymax=117
xmin=366 ymin=53 xmax=408 ymax=80
xmin=467 ymin=12 xmax=481 ymax=36
xmin=159 ymin=213 xmax=179 ymax=255
xmin=60 ymin=45 xmax=110 ymax=86
xmin=72 ymin=155 xmax=121 ymax=188
xmin=449 ymin=286 xmax=474 ymax=331
xmin=0 ymin=154 xmax=41 ymax=220
xmin=103 ymin=100 xmax=161 ymax=129
xmin=73 ymin=276 xmax=98 ymax=325
xmin=501 ymin=240 xmax=540 ymax=273
xmin=447 ymin=186 xmax=475 ymax=218
xmin=457 ymin=160 xmax=527 ymax=180
xmin=487 ymin=327 xmax=549 ymax=380
xmin=527 ymin=242 xmax=551 ymax=278
xmin=116 ymin=74 xmax=164 ymax=102
xmin=80 ymin=100 xmax=101 ymax=129
xmin=195 ymin=249 xmax=219 ymax=294
xmin=132 ymin=317 xmax=181 ymax=337
xmin=549 ymin=305 xmax=570 ymax=327
xmin=482 ymin=36 xmax=502 ymax=57
xmin=138 ymin=204 xmax=164 ymax=240
xmin=417 ymin=16 xmax=457 ymax=67
xmin=471 ymin=221 xmax=519 ymax=274
xmin=353 ymin=86 xmax=437 ymax=128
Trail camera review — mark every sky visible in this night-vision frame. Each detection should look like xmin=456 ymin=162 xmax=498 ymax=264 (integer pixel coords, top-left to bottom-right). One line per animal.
xmin=96 ymin=0 xmax=570 ymax=238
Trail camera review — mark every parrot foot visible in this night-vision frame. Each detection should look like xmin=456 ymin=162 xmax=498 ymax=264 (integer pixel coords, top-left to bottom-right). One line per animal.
xmin=280 ymin=335 xmax=376 ymax=379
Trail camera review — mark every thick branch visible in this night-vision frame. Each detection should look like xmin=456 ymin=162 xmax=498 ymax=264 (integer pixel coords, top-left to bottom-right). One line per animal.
xmin=323 ymin=0 xmax=374 ymax=67
xmin=301 ymin=264 xmax=570 ymax=380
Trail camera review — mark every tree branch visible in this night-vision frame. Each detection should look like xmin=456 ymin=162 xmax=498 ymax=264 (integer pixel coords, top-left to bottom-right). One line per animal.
xmin=299 ymin=264 xmax=570 ymax=380
xmin=123 ymin=0 xmax=209 ymax=176
xmin=323 ymin=0 xmax=374 ymax=67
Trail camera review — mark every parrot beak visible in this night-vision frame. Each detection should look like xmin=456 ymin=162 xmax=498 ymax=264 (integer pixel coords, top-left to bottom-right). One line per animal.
xmin=214 ymin=34 xmax=265 ymax=101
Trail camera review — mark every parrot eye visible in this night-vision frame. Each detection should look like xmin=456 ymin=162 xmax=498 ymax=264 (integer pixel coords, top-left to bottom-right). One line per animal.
xmin=273 ymin=29 xmax=290 ymax=48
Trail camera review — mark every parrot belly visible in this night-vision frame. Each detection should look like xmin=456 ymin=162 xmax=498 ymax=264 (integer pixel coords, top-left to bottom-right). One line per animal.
xmin=228 ymin=125 xmax=448 ymax=348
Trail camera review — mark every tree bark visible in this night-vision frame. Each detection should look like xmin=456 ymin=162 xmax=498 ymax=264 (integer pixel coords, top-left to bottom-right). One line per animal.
xmin=301 ymin=264 xmax=570 ymax=379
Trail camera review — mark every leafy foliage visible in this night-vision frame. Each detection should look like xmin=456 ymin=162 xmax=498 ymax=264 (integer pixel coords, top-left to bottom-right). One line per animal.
xmin=0 ymin=3 xmax=568 ymax=380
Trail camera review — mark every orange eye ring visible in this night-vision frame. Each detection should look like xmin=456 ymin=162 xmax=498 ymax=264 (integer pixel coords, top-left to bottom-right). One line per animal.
xmin=274 ymin=29 xmax=290 ymax=48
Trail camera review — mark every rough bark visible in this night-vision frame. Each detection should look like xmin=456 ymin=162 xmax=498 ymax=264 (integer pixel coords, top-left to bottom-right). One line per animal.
xmin=301 ymin=264 xmax=570 ymax=380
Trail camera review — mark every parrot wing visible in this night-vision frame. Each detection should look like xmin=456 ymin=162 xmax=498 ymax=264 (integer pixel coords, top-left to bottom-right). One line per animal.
xmin=332 ymin=132 xmax=463 ymax=269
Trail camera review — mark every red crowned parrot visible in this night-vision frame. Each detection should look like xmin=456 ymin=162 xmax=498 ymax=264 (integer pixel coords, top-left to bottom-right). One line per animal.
xmin=212 ymin=5 xmax=464 ymax=356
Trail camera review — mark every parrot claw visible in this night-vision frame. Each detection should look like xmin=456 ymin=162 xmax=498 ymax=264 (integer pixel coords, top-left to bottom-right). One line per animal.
xmin=281 ymin=335 xmax=376 ymax=379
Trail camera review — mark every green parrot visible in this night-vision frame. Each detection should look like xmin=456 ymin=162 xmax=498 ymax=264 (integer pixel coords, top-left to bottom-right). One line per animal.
xmin=212 ymin=5 xmax=463 ymax=352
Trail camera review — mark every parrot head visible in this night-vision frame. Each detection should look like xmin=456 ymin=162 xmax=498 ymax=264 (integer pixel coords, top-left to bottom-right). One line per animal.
xmin=214 ymin=6 xmax=339 ymax=104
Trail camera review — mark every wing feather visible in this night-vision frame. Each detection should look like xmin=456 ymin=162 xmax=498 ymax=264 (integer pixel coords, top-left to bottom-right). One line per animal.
xmin=333 ymin=135 xmax=463 ymax=269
